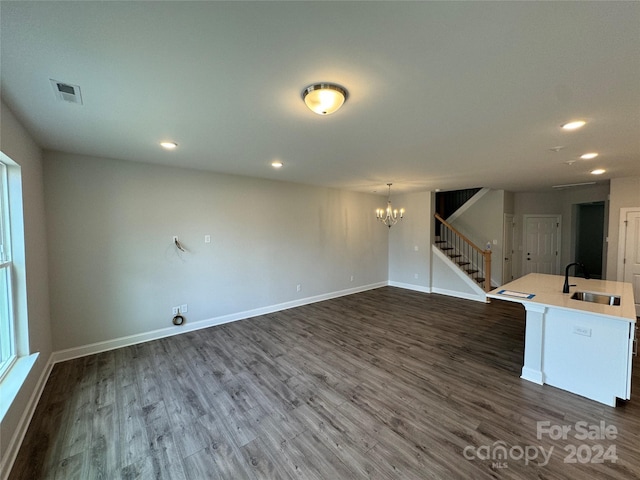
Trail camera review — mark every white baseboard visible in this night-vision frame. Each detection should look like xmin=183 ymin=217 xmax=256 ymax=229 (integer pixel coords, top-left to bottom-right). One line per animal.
xmin=387 ymin=281 xmax=432 ymax=294
xmin=51 ymin=282 xmax=388 ymax=364
xmin=431 ymin=287 xmax=487 ymax=303
xmin=521 ymin=367 xmax=544 ymax=385
xmin=1 ymin=353 xmax=54 ymax=480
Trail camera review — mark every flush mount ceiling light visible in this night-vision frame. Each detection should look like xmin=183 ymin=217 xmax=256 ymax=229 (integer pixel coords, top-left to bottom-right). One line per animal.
xmin=376 ymin=183 xmax=405 ymax=228
xmin=580 ymin=152 xmax=599 ymax=160
xmin=561 ymin=120 xmax=586 ymax=130
xmin=302 ymin=83 xmax=347 ymax=115
xmin=271 ymin=160 xmax=283 ymax=169
xmin=160 ymin=141 xmax=178 ymax=150
xmin=591 ymin=168 xmax=606 ymax=175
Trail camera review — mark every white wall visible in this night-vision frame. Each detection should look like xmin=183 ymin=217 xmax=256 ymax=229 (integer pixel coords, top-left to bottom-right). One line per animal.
xmin=450 ymin=189 xmax=506 ymax=286
xmin=606 ymin=176 xmax=640 ymax=280
xmin=388 ymin=191 xmax=432 ymax=291
xmin=0 ymin=102 xmax=53 ymax=469
xmin=512 ymin=184 xmax=609 ymax=279
xmin=44 ymin=152 xmax=389 ymax=351
xmin=431 ymin=245 xmax=485 ymax=302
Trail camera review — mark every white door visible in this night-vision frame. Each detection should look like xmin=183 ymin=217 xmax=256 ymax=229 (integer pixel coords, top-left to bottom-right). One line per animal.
xmin=503 ymin=214 xmax=515 ymax=282
xmin=621 ymin=210 xmax=640 ymax=316
xmin=523 ymin=215 xmax=561 ymax=275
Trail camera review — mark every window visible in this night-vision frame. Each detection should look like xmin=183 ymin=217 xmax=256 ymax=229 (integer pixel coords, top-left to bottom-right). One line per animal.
xmin=0 ymin=161 xmax=15 ymax=379
xmin=0 ymin=152 xmax=38 ymax=423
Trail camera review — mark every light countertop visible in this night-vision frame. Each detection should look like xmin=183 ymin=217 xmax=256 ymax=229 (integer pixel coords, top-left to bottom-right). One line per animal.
xmin=488 ymin=273 xmax=636 ymax=323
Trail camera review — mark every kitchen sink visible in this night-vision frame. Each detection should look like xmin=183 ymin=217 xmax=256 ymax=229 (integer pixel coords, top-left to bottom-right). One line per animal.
xmin=570 ymin=291 xmax=621 ymax=306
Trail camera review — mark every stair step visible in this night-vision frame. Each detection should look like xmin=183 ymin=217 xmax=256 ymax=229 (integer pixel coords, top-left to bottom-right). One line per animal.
xmin=441 ymin=247 xmax=454 ymax=251
xmin=448 ymin=254 xmax=462 ymax=258
xmin=466 ymin=269 xmax=479 ymax=274
xmin=457 ymin=261 xmax=470 ymax=266
xmin=475 ymin=278 xmax=485 ymax=283
xmin=435 ymin=240 xmax=447 ymax=244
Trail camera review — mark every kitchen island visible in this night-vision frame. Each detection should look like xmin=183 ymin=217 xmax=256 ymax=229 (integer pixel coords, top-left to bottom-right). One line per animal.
xmin=488 ymin=273 xmax=637 ymax=407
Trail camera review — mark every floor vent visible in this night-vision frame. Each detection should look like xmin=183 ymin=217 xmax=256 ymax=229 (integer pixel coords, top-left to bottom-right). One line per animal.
xmin=50 ymin=79 xmax=83 ymax=105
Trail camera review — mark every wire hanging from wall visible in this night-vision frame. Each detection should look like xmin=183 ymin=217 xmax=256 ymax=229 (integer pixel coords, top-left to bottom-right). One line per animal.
xmin=174 ymin=237 xmax=186 ymax=252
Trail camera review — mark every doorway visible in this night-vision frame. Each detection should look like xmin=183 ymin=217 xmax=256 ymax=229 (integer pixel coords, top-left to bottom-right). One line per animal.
xmin=617 ymin=208 xmax=640 ymax=316
xmin=575 ymin=202 xmax=605 ymax=279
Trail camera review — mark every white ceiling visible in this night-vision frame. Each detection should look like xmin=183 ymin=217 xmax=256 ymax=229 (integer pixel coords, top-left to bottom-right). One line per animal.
xmin=1 ymin=1 xmax=639 ymax=194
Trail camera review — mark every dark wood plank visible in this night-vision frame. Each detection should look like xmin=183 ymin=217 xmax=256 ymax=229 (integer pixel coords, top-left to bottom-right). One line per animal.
xmin=10 ymin=287 xmax=640 ymax=479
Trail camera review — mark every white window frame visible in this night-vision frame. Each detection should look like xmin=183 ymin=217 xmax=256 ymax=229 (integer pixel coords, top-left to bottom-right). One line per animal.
xmin=0 ymin=151 xmax=38 ymax=426
xmin=0 ymin=160 xmax=16 ymax=380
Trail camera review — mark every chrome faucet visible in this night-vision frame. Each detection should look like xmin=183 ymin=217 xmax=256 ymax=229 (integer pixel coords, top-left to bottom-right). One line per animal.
xmin=563 ymin=262 xmax=591 ymax=293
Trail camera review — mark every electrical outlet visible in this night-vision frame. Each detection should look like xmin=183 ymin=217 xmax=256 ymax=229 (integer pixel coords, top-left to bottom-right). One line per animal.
xmin=350 ymin=275 xmax=354 ymax=282
xmin=172 ymin=306 xmax=179 ymax=315
xmin=573 ymin=326 xmax=592 ymax=337
xmin=296 ymin=284 xmax=301 ymax=292
xmin=180 ymin=304 xmax=188 ymax=313
xmin=204 ymin=235 xmax=211 ymax=243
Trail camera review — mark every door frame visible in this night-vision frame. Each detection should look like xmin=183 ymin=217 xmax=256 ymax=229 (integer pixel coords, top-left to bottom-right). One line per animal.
xmin=522 ymin=214 xmax=562 ymax=275
xmin=617 ymin=207 xmax=640 ymax=281
xmin=503 ymin=213 xmax=515 ymax=282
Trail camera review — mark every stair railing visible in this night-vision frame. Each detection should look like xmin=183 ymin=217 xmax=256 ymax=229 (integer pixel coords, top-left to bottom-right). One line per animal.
xmin=434 ymin=213 xmax=492 ymax=292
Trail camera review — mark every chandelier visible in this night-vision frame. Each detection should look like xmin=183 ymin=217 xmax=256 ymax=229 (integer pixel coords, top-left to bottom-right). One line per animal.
xmin=376 ymin=183 xmax=405 ymax=228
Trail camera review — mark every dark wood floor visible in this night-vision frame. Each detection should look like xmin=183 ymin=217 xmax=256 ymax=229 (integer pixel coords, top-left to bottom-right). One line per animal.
xmin=9 ymin=287 xmax=640 ymax=479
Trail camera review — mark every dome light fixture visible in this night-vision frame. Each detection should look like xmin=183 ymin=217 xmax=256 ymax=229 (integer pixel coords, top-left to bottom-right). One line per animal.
xmin=590 ymin=168 xmax=606 ymax=175
xmin=271 ymin=160 xmax=283 ymax=169
xmin=302 ymin=83 xmax=347 ymax=115
xmin=580 ymin=152 xmax=598 ymax=160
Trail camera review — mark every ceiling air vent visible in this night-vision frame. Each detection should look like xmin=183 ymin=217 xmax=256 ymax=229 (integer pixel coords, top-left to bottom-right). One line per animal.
xmin=50 ymin=79 xmax=83 ymax=105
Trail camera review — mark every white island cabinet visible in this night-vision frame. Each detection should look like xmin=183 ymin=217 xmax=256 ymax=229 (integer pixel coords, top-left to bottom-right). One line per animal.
xmin=488 ymin=273 xmax=637 ymax=407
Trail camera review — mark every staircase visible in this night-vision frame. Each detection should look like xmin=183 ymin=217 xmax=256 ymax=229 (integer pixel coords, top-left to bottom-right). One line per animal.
xmin=434 ymin=213 xmax=492 ymax=292
xmin=435 ymin=187 xmax=482 ymax=221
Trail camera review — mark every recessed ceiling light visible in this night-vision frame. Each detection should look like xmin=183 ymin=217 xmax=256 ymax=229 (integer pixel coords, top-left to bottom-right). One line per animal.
xmin=561 ymin=120 xmax=586 ymax=130
xmin=580 ymin=152 xmax=598 ymax=160
xmin=160 ymin=142 xmax=178 ymax=150
xmin=590 ymin=169 xmax=606 ymax=175
xmin=271 ymin=160 xmax=283 ymax=168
